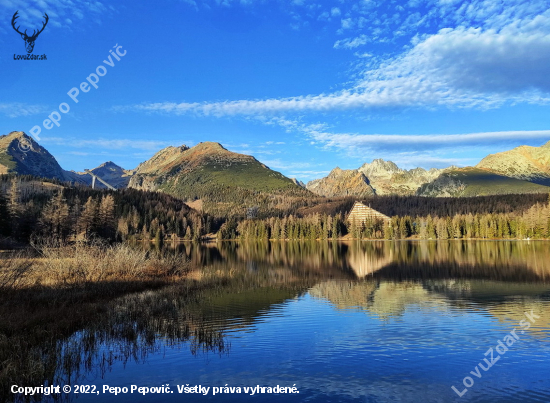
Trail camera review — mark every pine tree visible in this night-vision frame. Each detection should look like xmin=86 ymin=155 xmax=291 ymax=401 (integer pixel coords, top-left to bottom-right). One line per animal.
xmin=8 ymin=178 xmax=21 ymax=235
xmin=154 ymin=227 xmax=164 ymax=247
xmin=79 ymin=196 xmax=98 ymax=239
xmin=69 ymin=196 xmax=82 ymax=241
xmin=40 ymin=192 xmax=70 ymax=242
xmin=98 ymin=194 xmax=116 ymax=239
xmin=426 ymin=215 xmax=436 ymax=239
xmin=0 ymin=191 xmax=11 ymax=236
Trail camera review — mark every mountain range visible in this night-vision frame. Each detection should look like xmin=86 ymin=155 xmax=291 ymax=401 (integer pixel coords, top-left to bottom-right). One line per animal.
xmin=306 ymin=143 xmax=550 ymax=197
xmin=0 ymin=132 xmax=308 ymax=215
xmin=1 ymin=131 xmax=550 ymax=203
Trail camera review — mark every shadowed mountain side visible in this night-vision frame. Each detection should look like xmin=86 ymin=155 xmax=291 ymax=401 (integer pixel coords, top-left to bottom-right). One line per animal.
xmin=477 ymin=141 xmax=550 ymax=186
xmin=416 ymin=167 xmax=550 ymax=197
xmin=0 ymin=132 xmax=68 ymax=181
xmin=0 ymin=132 xmax=131 ymax=189
xmin=73 ymin=161 xmax=133 ymax=189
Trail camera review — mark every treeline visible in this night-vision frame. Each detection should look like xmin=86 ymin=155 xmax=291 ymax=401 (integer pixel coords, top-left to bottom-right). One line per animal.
xmin=3 ymin=174 xmax=550 ymax=245
xmin=296 ymin=194 xmax=550 ymax=218
xmin=218 ymin=197 xmax=550 ymax=241
xmin=0 ymin=176 xmax=214 ymax=245
xmin=218 ymin=214 xmax=349 ymax=241
xmin=381 ymin=203 xmax=550 ymax=240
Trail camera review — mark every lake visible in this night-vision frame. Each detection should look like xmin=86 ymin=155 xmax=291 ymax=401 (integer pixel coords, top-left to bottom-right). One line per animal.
xmin=13 ymin=241 xmax=550 ymax=402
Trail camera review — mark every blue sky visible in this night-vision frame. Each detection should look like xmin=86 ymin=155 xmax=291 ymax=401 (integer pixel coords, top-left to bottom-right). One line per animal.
xmin=1 ymin=0 xmax=549 ymax=182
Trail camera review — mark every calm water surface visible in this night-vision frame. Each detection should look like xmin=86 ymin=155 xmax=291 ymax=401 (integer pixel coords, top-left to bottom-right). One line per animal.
xmin=45 ymin=242 xmax=550 ymax=402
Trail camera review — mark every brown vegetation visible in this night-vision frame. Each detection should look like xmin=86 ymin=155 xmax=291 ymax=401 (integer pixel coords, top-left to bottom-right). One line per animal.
xmin=0 ymin=240 xmax=187 ymax=290
xmin=0 ymin=239 xmax=193 ymax=402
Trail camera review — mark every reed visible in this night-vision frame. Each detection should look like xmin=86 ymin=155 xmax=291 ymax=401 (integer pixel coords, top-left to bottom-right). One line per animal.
xmin=0 ymin=237 xmax=194 ymax=402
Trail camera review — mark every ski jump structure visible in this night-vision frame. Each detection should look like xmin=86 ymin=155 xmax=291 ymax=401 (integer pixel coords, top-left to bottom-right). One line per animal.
xmin=84 ymin=169 xmax=116 ymax=190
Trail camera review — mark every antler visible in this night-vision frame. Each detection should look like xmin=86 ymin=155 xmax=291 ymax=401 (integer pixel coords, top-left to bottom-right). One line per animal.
xmin=11 ymin=11 xmax=49 ymax=39
xmin=30 ymin=13 xmax=49 ymax=39
xmin=11 ymin=11 xmax=26 ymax=37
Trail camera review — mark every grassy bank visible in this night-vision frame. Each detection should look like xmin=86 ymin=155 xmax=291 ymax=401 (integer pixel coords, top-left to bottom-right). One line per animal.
xmin=0 ymin=241 xmax=194 ymax=402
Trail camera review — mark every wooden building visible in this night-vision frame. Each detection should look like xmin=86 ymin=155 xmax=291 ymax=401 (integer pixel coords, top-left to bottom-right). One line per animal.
xmin=347 ymin=201 xmax=391 ymax=225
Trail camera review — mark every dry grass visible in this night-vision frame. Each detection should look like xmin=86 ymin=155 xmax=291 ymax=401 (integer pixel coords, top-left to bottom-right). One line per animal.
xmin=0 ymin=251 xmax=34 ymax=289
xmin=0 ymin=239 xmax=193 ymax=402
xmin=0 ymin=239 xmax=188 ymax=290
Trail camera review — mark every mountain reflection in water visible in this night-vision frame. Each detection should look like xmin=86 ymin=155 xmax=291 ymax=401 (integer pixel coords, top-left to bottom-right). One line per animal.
xmin=5 ymin=240 xmax=550 ymax=403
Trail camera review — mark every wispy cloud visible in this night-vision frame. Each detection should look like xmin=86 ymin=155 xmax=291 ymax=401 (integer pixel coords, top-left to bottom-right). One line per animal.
xmin=0 ymin=103 xmax=48 ymax=118
xmin=287 ymin=170 xmax=330 ymax=181
xmin=334 ymin=34 xmax=369 ymax=49
xmin=41 ymin=137 xmax=171 ymax=151
xmin=0 ymin=0 xmax=113 ymax=32
xmin=120 ymin=2 xmax=550 ymax=115
xmin=265 ymin=117 xmax=550 ymax=163
xmin=305 ymin=130 xmax=550 ymax=151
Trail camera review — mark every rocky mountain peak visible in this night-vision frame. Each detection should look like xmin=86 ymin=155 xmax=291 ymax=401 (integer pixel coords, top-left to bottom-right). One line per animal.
xmin=476 ymin=140 xmax=550 ymax=185
xmin=99 ymin=161 xmax=117 ymax=167
xmin=291 ymin=178 xmax=306 ymax=188
xmin=328 ymin=167 xmax=344 ymax=177
xmin=0 ymin=131 xmax=67 ymax=180
xmin=306 ymin=168 xmax=374 ymax=197
xmin=359 ymin=159 xmax=402 ymax=177
xmin=194 ymin=142 xmax=226 ymax=152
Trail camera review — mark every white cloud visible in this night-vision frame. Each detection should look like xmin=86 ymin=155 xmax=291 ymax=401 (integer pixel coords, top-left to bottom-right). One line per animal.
xmin=261 ymin=117 xmax=550 ymax=164
xmin=0 ymin=0 xmax=111 ymax=30
xmin=116 ymin=0 xmax=550 ymax=116
xmin=340 ymin=17 xmax=354 ymax=30
xmin=374 ymin=20 xmax=550 ymax=94
xmin=0 ymin=103 xmax=48 ymax=117
xmin=41 ymin=137 xmax=171 ymax=151
xmin=334 ymin=34 xmax=369 ymax=49
xmin=122 ymin=9 xmax=550 ymax=117
xmin=304 ymin=129 xmax=550 ymax=150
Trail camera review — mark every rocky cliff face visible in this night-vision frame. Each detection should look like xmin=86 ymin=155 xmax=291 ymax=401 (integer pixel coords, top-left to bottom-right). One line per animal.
xmin=291 ymin=178 xmax=306 ymax=188
xmin=0 ymin=132 xmax=69 ymax=181
xmin=476 ymin=141 xmax=550 ymax=186
xmin=306 ymin=167 xmax=375 ymax=197
xmin=357 ymin=159 xmax=446 ymax=195
xmin=308 ymin=141 xmax=550 ymax=198
xmin=307 ymin=159 xmax=448 ymax=197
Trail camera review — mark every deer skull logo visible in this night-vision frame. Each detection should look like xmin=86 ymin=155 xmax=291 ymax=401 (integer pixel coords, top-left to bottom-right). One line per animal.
xmin=11 ymin=11 xmax=49 ymax=54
